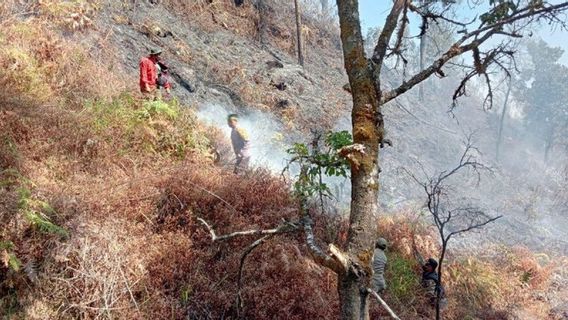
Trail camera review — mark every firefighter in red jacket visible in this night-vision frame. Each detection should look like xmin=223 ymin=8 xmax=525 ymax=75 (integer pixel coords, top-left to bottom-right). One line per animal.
xmin=139 ymin=48 xmax=162 ymax=98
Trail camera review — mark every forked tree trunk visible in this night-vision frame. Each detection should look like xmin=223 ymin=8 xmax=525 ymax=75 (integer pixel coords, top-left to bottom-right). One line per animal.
xmin=336 ymin=0 xmax=383 ymax=319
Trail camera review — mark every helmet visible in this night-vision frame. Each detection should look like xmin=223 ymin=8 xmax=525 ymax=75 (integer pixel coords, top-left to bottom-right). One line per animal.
xmin=150 ymin=47 xmax=162 ymax=55
xmin=376 ymin=238 xmax=388 ymax=250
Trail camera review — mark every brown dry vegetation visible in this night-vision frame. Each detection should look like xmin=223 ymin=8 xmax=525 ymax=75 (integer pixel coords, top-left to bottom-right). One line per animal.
xmin=1 ymin=1 xmax=567 ymax=319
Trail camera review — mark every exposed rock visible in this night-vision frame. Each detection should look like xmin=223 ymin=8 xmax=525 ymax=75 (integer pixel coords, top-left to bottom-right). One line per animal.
xmin=266 ymin=60 xmax=284 ymax=69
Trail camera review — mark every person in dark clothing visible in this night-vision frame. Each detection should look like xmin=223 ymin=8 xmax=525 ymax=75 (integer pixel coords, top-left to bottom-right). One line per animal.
xmin=421 ymin=258 xmax=447 ymax=308
xmin=234 ymin=0 xmax=244 ymax=6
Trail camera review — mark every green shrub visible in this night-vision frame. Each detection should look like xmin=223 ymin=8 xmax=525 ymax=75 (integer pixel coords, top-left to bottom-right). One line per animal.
xmin=85 ymin=94 xmax=210 ymax=158
xmin=138 ymin=100 xmax=179 ymax=120
xmin=385 ymin=252 xmax=421 ymax=305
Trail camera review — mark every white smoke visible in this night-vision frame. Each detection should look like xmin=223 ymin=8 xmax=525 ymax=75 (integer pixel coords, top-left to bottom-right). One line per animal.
xmin=196 ymin=103 xmax=352 ymax=210
xmin=196 ymin=103 xmax=290 ymax=173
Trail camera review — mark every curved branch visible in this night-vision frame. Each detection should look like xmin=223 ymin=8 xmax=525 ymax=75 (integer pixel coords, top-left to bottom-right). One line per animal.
xmin=236 ymin=235 xmax=272 ymax=317
xmin=446 ymin=215 xmax=503 ymax=239
xmin=302 ymin=215 xmax=347 ymax=274
xmin=197 ymin=218 xmax=300 ymax=242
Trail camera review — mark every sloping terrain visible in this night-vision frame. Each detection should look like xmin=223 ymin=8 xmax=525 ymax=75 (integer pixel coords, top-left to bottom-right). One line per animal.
xmin=1 ymin=1 xmax=567 ymax=319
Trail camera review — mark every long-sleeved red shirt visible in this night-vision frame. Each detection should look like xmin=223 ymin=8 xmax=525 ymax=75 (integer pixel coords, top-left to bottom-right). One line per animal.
xmin=139 ymin=57 xmax=157 ymax=92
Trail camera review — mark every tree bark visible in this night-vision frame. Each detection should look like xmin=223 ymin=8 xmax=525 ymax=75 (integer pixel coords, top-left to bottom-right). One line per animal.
xmin=436 ymin=239 xmax=448 ymax=320
xmin=294 ymin=0 xmax=305 ymax=66
xmin=336 ymin=0 xmax=383 ymax=319
xmin=419 ymin=32 xmax=426 ymax=101
xmin=544 ymin=125 xmax=554 ymax=163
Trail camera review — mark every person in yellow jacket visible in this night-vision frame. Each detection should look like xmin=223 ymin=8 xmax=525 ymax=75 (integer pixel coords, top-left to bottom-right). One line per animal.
xmin=227 ymin=114 xmax=251 ymax=174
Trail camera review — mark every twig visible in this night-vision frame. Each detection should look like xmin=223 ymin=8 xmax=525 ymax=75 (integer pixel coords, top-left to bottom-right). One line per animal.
xmin=119 ymin=265 xmax=140 ymax=312
xmin=236 ymin=235 xmax=272 ymax=318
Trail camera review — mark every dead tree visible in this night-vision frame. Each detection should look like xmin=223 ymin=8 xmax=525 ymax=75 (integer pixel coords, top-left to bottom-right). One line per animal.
xmin=496 ymin=71 xmax=513 ymax=162
xmin=294 ymin=0 xmax=305 ymax=66
xmin=405 ymin=135 xmax=502 ymax=320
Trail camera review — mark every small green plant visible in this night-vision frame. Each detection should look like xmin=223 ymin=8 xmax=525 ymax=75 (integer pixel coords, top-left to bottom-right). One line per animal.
xmin=0 ymin=241 xmax=22 ymax=272
xmin=137 ymin=100 xmax=179 ymax=120
xmin=18 ymin=186 xmax=68 ymax=238
xmin=179 ymin=286 xmax=192 ymax=305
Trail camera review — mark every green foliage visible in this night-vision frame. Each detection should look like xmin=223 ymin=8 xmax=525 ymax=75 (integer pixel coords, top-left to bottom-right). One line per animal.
xmin=515 ymin=39 xmax=568 ymax=155
xmin=286 ymin=131 xmax=352 ymax=199
xmin=18 ymin=186 xmax=68 ymax=238
xmin=385 ymin=252 xmax=421 ymax=305
xmin=0 ymin=241 xmax=22 ymax=272
xmin=85 ymin=94 xmax=209 ymax=158
xmin=480 ymin=0 xmax=518 ymax=24
xmin=137 ymin=100 xmax=179 ymax=120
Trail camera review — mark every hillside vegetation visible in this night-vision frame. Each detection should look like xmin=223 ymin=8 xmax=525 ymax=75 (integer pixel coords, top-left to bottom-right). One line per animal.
xmin=1 ymin=1 xmax=567 ymax=319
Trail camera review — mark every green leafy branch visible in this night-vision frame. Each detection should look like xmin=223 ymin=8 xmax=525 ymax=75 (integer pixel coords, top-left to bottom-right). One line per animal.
xmin=18 ymin=187 xmax=68 ymax=238
xmin=284 ymin=131 xmax=352 ymax=201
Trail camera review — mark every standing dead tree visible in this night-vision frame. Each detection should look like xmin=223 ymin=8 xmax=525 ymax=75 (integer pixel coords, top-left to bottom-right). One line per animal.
xmin=405 ymin=135 xmax=502 ymax=320
xmin=294 ymin=0 xmax=305 ymax=66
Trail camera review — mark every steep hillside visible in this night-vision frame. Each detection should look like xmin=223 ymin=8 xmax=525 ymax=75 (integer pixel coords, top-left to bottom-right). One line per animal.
xmin=1 ymin=1 xmax=567 ymax=319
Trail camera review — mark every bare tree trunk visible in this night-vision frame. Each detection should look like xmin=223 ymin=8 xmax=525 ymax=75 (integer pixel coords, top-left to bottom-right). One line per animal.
xmin=496 ymin=75 xmax=512 ymax=162
xmin=544 ymin=126 xmax=554 ymax=163
xmin=256 ymin=0 xmax=267 ymax=45
xmin=418 ymin=33 xmax=426 ymax=101
xmin=436 ymin=240 xmax=448 ymax=320
xmin=337 ymin=0 xmax=382 ymax=319
xmin=294 ymin=0 xmax=305 ymax=66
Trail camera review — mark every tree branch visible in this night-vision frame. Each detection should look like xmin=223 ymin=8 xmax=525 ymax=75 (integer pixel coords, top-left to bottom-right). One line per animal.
xmin=302 ymin=215 xmax=347 ymax=273
xmin=372 ymin=0 xmax=407 ymax=70
xmin=236 ymin=234 xmax=272 ymax=318
xmin=381 ymin=1 xmax=568 ymax=104
xmin=197 ymin=217 xmax=300 ymax=242
xmin=447 ymin=214 xmax=503 ymax=239
xmin=367 ymin=288 xmax=401 ymax=320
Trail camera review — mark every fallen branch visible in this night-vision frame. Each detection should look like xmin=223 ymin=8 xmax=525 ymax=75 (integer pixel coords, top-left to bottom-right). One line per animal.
xmin=197 ymin=218 xmax=299 ymax=242
xmin=367 ymin=288 xmax=401 ymax=320
xmin=236 ymin=235 xmax=272 ymax=318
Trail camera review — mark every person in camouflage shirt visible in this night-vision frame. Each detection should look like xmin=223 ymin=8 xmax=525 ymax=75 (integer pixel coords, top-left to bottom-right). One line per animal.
xmin=372 ymin=238 xmax=388 ymax=293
